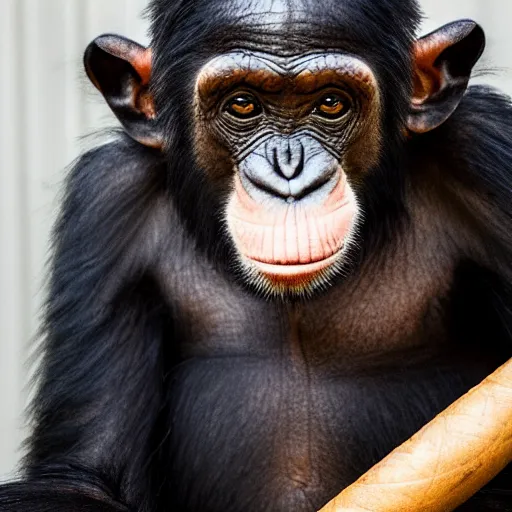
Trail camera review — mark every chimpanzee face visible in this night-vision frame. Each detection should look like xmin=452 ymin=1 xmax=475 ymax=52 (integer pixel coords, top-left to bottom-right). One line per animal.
xmin=194 ymin=49 xmax=382 ymax=294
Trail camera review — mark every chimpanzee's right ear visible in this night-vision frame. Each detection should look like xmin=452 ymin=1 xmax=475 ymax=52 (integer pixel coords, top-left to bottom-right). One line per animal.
xmin=84 ymin=34 xmax=162 ymax=148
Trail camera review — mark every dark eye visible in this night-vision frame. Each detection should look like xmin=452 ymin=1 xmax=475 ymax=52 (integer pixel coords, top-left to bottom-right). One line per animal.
xmin=315 ymin=94 xmax=350 ymax=119
xmin=225 ymin=93 xmax=262 ymax=119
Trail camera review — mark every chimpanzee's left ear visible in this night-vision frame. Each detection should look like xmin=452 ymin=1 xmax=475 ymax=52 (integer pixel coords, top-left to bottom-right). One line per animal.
xmin=407 ymin=20 xmax=485 ymax=134
xmin=84 ymin=34 xmax=162 ymax=148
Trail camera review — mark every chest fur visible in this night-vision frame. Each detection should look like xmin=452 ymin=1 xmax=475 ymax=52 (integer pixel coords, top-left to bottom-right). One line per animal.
xmin=158 ymin=229 xmax=456 ymax=363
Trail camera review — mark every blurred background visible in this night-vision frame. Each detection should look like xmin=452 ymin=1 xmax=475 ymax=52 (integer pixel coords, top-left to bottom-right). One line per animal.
xmin=0 ymin=0 xmax=511 ymax=478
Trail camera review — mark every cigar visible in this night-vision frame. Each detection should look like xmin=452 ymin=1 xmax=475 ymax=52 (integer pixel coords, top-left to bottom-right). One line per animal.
xmin=319 ymin=359 xmax=512 ymax=512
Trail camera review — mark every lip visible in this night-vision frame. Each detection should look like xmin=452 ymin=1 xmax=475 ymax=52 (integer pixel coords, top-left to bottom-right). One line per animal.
xmin=244 ymin=251 xmax=341 ymax=278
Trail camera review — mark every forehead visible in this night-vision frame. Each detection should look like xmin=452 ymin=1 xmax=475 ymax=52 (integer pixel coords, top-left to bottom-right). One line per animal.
xmin=225 ymin=0 xmax=308 ymax=24
xmin=213 ymin=0 xmax=348 ymax=53
xmin=196 ymin=52 xmax=378 ymax=98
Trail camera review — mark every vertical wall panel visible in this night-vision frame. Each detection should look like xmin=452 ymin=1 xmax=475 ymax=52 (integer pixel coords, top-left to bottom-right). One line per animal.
xmin=0 ymin=0 xmax=510 ymax=479
xmin=0 ymin=0 xmax=26 ymax=481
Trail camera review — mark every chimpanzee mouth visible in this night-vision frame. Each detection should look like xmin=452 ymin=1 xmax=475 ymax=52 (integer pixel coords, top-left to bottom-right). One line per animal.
xmin=227 ymin=172 xmax=359 ymax=291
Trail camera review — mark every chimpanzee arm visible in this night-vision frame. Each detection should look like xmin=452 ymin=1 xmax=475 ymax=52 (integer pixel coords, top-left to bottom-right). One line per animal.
xmin=2 ymin=135 xmax=171 ymax=511
xmin=0 ymin=467 xmax=129 ymax=511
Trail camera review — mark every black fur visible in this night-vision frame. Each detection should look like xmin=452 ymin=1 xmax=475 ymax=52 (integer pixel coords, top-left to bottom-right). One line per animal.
xmin=1 ymin=1 xmax=512 ymax=511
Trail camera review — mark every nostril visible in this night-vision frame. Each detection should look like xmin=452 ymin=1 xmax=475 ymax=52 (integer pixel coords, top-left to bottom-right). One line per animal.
xmin=295 ymin=143 xmax=305 ymax=178
xmin=272 ymin=147 xmax=280 ymax=176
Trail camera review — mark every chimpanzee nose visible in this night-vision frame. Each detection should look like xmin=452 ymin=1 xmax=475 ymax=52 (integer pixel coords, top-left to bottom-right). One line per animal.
xmin=239 ymin=135 xmax=339 ymax=203
xmin=270 ymin=139 xmax=305 ymax=180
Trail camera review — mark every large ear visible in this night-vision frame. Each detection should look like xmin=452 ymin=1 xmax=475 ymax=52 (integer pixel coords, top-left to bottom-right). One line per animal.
xmin=407 ymin=20 xmax=485 ymax=134
xmin=84 ymin=35 xmax=162 ymax=148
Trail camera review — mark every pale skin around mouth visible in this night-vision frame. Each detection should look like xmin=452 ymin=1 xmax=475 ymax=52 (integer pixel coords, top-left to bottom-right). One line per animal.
xmin=227 ymin=170 xmax=359 ymax=286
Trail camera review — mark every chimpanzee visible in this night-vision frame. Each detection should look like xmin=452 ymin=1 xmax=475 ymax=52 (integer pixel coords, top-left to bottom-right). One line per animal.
xmin=1 ymin=0 xmax=511 ymax=511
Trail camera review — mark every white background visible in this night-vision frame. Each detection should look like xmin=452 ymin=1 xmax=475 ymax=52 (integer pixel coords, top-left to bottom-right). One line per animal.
xmin=1 ymin=0 xmax=511 ymax=477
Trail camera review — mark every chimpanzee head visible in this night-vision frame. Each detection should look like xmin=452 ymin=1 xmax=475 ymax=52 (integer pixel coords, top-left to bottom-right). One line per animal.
xmin=84 ymin=0 xmax=485 ymax=296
